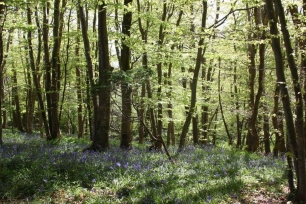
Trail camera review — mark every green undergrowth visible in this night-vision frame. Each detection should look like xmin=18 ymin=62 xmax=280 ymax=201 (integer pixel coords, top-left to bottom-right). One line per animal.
xmin=0 ymin=133 xmax=288 ymax=203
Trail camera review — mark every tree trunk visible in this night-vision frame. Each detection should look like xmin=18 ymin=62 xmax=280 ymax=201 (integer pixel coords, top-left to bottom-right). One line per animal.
xmin=24 ymin=38 xmax=35 ymax=134
xmin=273 ymin=0 xmax=306 ymax=200
xmin=49 ymin=0 xmax=62 ymax=139
xmin=263 ymin=102 xmax=270 ymax=155
xmin=78 ymin=1 xmax=111 ymax=150
xmin=266 ymin=0 xmax=305 ymax=200
xmin=11 ymin=68 xmax=23 ymax=131
xmin=90 ymin=1 xmax=112 ymax=150
xmin=0 ymin=1 xmax=5 ymax=143
xmin=272 ymin=85 xmax=281 ymax=156
xmin=246 ymin=5 xmax=262 ymax=152
xmin=136 ymin=0 xmax=150 ymax=144
xmin=179 ymin=1 xmax=207 ymax=149
xmin=218 ymin=60 xmax=232 ymax=145
xmin=76 ymin=14 xmax=84 ymax=139
xmin=27 ymin=6 xmax=50 ymax=138
xmin=120 ymin=0 xmax=133 ymax=149
xmin=78 ymin=4 xmax=94 ymax=140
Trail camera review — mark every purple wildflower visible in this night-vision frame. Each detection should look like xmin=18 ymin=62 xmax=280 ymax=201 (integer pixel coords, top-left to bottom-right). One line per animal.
xmin=206 ymin=195 xmax=212 ymax=202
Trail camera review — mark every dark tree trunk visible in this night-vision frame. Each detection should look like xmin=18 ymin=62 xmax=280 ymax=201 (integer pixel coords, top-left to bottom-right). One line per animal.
xmin=273 ymin=0 xmax=306 ymax=200
xmin=24 ymin=66 xmax=35 ymax=134
xmin=78 ymin=3 xmax=94 ymax=140
xmin=246 ymin=6 xmax=262 ymax=152
xmin=90 ymin=1 xmax=112 ymax=150
xmin=0 ymin=1 xmax=5 ymax=143
xmin=154 ymin=1 xmax=168 ymax=149
xmin=42 ymin=3 xmax=53 ymax=140
xmin=76 ymin=13 xmax=84 ymax=139
xmin=79 ymin=1 xmax=111 ymax=150
xmin=233 ymin=60 xmax=242 ymax=148
xmin=266 ymin=0 xmax=305 ymax=200
xmin=166 ymin=10 xmax=183 ymax=146
xmin=179 ymin=1 xmax=207 ymax=149
xmin=11 ymin=69 xmax=23 ymax=132
xmin=136 ymin=0 xmax=150 ymax=144
xmin=263 ymin=102 xmax=270 ymax=155
xmin=23 ymin=36 xmax=35 ymax=134
xmin=272 ymin=85 xmax=281 ymax=156
xmin=27 ymin=6 xmax=50 ymax=138
xmin=49 ymin=0 xmax=62 ymax=139
xmin=120 ymin=0 xmax=133 ymax=149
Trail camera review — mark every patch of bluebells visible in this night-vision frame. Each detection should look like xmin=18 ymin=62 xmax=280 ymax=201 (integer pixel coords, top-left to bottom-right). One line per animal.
xmin=0 ymin=133 xmax=288 ymax=202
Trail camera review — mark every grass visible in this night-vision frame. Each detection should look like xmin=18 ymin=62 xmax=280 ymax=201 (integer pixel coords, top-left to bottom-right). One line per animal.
xmin=0 ymin=132 xmax=288 ymax=203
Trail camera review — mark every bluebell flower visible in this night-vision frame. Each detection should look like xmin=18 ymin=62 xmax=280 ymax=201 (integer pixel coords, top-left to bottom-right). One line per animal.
xmin=206 ymin=195 xmax=212 ymax=202
xmin=116 ymin=162 xmax=121 ymax=168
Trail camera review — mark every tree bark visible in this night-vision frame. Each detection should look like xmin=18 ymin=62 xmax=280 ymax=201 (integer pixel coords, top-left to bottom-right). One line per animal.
xmin=273 ymin=0 xmax=306 ymax=200
xmin=78 ymin=1 xmax=111 ymax=150
xmin=27 ymin=6 xmax=50 ymax=138
xmin=179 ymin=1 xmax=207 ymax=149
xmin=76 ymin=15 xmax=83 ymax=139
xmin=246 ymin=5 xmax=261 ymax=152
xmin=90 ymin=1 xmax=112 ymax=150
xmin=78 ymin=2 xmax=95 ymax=140
xmin=266 ymin=0 xmax=304 ymax=200
xmin=0 ymin=1 xmax=5 ymax=144
xmin=11 ymin=68 xmax=23 ymax=132
xmin=120 ymin=0 xmax=133 ymax=149
xmin=272 ymin=85 xmax=281 ymax=156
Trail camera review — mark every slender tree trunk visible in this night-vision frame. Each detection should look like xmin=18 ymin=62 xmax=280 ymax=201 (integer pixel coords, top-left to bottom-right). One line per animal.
xmin=138 ymin=82 xmax=146 ymax=144
xmin=25 ymin=70 xmax=35 ymax=134
xmin=218 ymin=59 xmax=232 ymax=145
xmin=59 ymin=7 xmax=71 ymax=125
xmin=136 ymin=0 xmax=150 ymax=144
xmin=11 ymin=68 xmax=23 ymax=131
xmin=78 ymin=4 xmax=94 ymax=139
xmin=120 ymin=0 xmax=133 ymax=149
xmin=42 ymin=3 xmax=53 ymax=140
xmin=233 ymin=60 xmax=242 ymax=148
xmin=154 ymin=1 xmax=168 ymax=149
xmin=49 ymin=0 xmax=62 ymax=139
xmin=266 ymin=0 xmax=304 ymax=200
xmin=288 ymin=0 xmax=306 ymax=163
xmin=23 ymin=34 xmax=35 ymax=133
xmin=273 ymin=0 xmax=306 ymax=200
xmin=272 ymin=85 xmax=281 ymax=156
xmin=76 ymin=15 xmax=83 ymax=139
xmin=0 ymin=1 xmax=5 ymax=143
xmin=27 ymin=6 xmax=50 ymax=138
xmin=246 ymin=5 xmax=261 ymax=152
xmin=34 ymin=6 xmax=44 ymax=137
xmin=79 ymin=1 xmax=111 ymax=150
xmin=263 ymin=102 xmax=270 ymax=155
xmin=179 ymin=1 xmax=207 ymax=149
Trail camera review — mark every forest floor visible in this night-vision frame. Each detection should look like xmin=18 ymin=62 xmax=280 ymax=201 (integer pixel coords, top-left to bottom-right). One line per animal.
xmin=0 ymin=131 xmax=291 ymax=203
